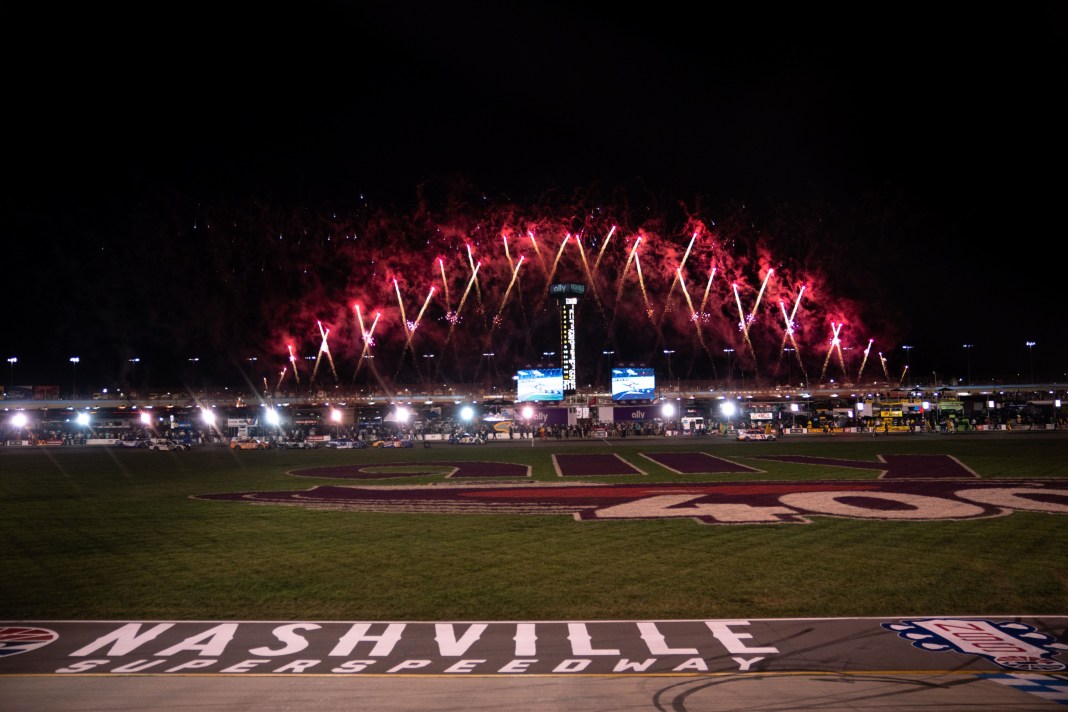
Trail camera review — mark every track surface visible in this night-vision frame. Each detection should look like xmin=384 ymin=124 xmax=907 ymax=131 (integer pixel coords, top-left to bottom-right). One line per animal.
xmin=2 ymin=617 xmax=1067 ymax=710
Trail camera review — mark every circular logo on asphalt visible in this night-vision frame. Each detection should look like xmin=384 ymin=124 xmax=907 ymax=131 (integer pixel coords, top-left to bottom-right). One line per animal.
xmin=0 ymin=626 xmax=59 ymax=657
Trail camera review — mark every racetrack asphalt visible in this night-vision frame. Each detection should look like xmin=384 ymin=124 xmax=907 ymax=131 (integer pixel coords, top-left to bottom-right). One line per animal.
xmin=4 ymin=666 xmax=1067 ymax=710
xmin=3 ymin=616 xmax=1067 ymax=710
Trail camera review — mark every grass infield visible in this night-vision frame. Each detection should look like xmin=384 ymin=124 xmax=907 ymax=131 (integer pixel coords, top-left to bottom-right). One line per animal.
xmin=1 ymin=434 xmax=1065 ymax=621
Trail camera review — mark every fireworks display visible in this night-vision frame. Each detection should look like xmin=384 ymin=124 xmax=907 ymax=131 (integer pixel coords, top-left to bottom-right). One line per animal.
xmin=143 ymin=192 xmax=893 ymax=393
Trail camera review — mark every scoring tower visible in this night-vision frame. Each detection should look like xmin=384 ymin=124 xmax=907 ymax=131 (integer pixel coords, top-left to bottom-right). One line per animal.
xmin=549 ymin=283 xmax=586 ymax=395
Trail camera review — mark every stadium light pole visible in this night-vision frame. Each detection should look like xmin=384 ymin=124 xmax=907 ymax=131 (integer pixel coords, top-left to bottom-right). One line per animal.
xmin=723 ymin=348 xmax=734 ymax=390
xmin=69 ymin=356 xmax=79 ymax=398
xmin=129 ymin=357 xmax=140 ymax=392
xmin=6 ymin=356 xmax=15 ymax=393
xmin=663 ymin=349 xmax=675 ymax=385
xmin=602 ymin=350 xmax=614 ymax=389
xmin=481 ymin=352 xmax=494 ymax=394
xmin=962 ymin=344 xmax=973 ymax=385
xmin=188 ymin=357 xmax=200 ymax=392
xmin=1026 ymin=341 xmax=1036 ymax=383
xmin=902 ymin=345 xmax=913 ymax=387
xmin=422 ymin=353 xmax=435 ymax=385
xmin=522 ymin=404 xmax=535 ymax=448
xmin=331 ymin=407 xmax=342 ymax=440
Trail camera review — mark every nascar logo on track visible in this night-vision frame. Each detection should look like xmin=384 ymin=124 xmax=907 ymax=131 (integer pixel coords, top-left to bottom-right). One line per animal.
xmin=883 ymin=618 xmax=1068 ymax=671
xmin=0 ymin=627 xmax=59 ymax=657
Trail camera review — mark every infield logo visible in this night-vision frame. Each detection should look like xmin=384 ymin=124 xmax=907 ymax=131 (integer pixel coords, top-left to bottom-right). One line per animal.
xmin=196 ymin=480 xmax=1068 ymax=525
xmin=195 ymin=453 xmax=1068 ymax=525
xmin=0 ymin=627 xmax=59 ymax=657
xmin=883 ymin=618 xmax=1068 ymax=671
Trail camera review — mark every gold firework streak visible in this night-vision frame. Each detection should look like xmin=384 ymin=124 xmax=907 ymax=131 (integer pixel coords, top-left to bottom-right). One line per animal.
xmin=677 ymin=267 xmax=714 ymax=361
xmin=402 ymin=286 xmax=436 ymax=353
xmin=593 ymin=224 xmax=616 ymax=274
xmin=528 ymin=230 xmax=548 ymax=278
xmin=664 ymin=232 xmax=698 ymax=304
xmin=502 ymin=233 xmax=530 ymax=331
xmin=698 ymin=264 xmax=717 ymax=315
xmin=732 ymin=283 xmax=757 ymax=362
xmin=534 ymin=234 xmax=571 ymax=315
xmin=857 ymin=338 xmax=874 ymax=381
xmin=658 ymin=231 xmax=698 ymax=331
xmin=441 ymin=261 xmax=481 ymax=351
xmin=352 ymin=305 xmax=380 ymax=379
xmin=818 ymin=322 xmax=844 ymax=383
xmin=287 ymin=343 xmax=300 ymax=385
xmin=778 ymin=287 xmax=807 ymax=382
xmin=749 ymin=268 xmax=773 ymax=325
xmin=465 ymin=244 xmax=488 ymax=332
xmin=393 ymin=278 xmax=409 ymax=339
xmin=574 ymin=234 xmax=606 ymax=324
xmin=311 ymin=320 xmax=337 ymax=384
xmin=490 ymin=256 xmax=525 ymax=334
xmin=633 ymin=242 xmax=654 ymax=320
xmin=438 ymin=258 xmax=451 ymax=309
xmin=395 ymin=285 xmax=436 ymax=382
xmin=607 ymin=237 xmax=641 ymax=337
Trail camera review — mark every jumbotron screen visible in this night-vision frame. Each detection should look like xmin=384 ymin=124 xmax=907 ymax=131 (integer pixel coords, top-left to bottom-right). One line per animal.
xmin=611 ymin=367 xmax=657 ymax=401
xmin=515 ymin=368 xmax=565 ymax=402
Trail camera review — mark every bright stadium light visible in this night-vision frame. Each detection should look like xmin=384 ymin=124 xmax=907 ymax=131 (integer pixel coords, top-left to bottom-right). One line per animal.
xmin=663 ymin=349 xmax=675 ymax=382
xmin=69 ymin=356 xmax=80 ymax=398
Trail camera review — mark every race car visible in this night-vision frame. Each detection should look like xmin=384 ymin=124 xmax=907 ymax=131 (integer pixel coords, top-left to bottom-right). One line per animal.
xmin=229 ymin=437 xmax=271 ymax=450
xmin=148 ymin=438 xmax=190 ymax=451
xmin=280 ymin=439 xmax=320 ymax=449
xmin=736 ymin=429 xmax=777 ymax=442
xmin=449 ymin=432 xmax=486 ymax=444
xmin=324 ymin=439 xmax=364 ymax=449
xmin=372 ymin=437 xmax=414 ymax=448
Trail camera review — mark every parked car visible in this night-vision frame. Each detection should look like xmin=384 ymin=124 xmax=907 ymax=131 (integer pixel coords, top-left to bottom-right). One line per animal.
xmin=280 ymin=440 xmax=319 ymax=449
xmin=449 ymin=432 xmax=486 ymax=444
xmin=148 ymin=438 xmax=189 ymax=451
xmin=324 ymin=439 xmax=365 ymax=449
xmin=736 ymin=429 xmax=776 ymax=442
xmin=229 ymin=437 xmax=271 ymax=450
xmin=372 ymin=437 xmax=414 ymax=448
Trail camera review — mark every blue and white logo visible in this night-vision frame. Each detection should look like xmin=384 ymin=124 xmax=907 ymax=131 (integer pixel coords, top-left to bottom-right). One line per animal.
xmin=884 ymin=618 xmax=1067 ymax=671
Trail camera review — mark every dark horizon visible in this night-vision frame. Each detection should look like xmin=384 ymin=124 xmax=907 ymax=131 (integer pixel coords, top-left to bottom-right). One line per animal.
xmin=5 ymin=4 xmax=1064 ymax=393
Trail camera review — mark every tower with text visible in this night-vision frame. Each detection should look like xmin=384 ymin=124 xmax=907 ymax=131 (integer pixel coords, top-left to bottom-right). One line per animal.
xmin=550 ymin=283 xmax=585 ymax=395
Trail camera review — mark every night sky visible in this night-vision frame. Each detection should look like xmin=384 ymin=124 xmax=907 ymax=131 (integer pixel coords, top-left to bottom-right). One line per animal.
xmin=5 ymin=2 xmax=1065 ymax=394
